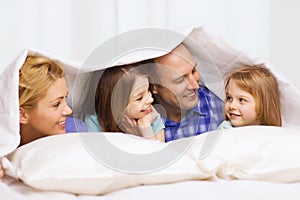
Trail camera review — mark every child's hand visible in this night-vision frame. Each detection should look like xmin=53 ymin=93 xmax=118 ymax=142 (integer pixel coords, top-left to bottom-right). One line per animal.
xmin=137 ymin=105 xmax=158 ymax=128
xmin=119 ymin=114 xmax=141 ymax=136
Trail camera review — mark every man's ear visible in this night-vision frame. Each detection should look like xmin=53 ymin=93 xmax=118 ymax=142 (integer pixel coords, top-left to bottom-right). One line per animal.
xmin=151 ymin=84 xmax=159 ymax=94
xmin=19 ymin=107 xmax=29 ymax=124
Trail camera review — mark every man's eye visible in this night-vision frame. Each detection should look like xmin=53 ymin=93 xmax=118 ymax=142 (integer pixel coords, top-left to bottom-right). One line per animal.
xmin=174 ymin=77 xmax=184 ymax=83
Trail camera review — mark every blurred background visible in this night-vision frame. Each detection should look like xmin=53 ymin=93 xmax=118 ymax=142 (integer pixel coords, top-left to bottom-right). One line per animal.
xmin=1 ymin=0 xmax=300 ymax=88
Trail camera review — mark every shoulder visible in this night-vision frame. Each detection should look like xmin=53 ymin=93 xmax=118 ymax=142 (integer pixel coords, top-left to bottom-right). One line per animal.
xmin=217 ymin=120 xmax=233 ymax=129
xmin=197 ymin=85 xmax=224 ymax=108
xmin=66 ymin=116 xmax=88 ymax=133
xmin=198 ymin=85 xmax=221 ymax=99
xmin=84 ymin=114 xmax=102 ymax=132
xmin=151 ymin=114 xmax=165 ymax=134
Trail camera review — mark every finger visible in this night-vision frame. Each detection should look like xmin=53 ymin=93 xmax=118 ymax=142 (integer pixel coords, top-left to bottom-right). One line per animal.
xmin=131 ymin=118 xmax=137 ymax=126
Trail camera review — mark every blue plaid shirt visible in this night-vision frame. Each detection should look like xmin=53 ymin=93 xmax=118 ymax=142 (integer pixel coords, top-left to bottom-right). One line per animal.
xmin=162 ymin=86 xmax=224 ymax=142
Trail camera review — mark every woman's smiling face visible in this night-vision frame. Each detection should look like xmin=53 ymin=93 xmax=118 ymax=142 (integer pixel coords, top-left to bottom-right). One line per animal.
xmin=24 ymin=77 xmax=72 ymax=136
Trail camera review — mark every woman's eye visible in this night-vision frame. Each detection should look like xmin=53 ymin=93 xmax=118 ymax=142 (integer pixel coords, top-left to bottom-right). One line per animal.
xmin=53 ymin=102 xmax=61 ymax=107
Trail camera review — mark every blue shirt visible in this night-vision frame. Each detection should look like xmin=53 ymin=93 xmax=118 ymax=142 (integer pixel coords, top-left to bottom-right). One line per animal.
xmin=217 ymin=120 xmax=233 ymax=129
xmin=66 ymin=116 xmax=88 ymax=133
xmin=84 ymin=114 xmax=165 ymax=135
xmin=162 ymin=85 xmax=224 ymax=142
xmin=85 ymin=114 xmax=102 ymax=132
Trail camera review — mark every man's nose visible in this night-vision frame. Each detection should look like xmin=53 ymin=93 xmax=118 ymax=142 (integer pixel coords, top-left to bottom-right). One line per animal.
xmin=186 ymin=75 xmax=199 ymax=90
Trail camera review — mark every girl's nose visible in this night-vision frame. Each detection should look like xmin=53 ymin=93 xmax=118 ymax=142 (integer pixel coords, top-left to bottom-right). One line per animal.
xmin=229 ymin=101 xmax=238 ymax=110
xmin=145 ymin=91 xmax=154 ymax=104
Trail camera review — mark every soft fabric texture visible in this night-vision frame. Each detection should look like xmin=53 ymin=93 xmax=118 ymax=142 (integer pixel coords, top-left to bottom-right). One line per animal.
xmin=8 ymin=126 xmax=300 ymax=195
xmin=8 ymin=132 xmax=211 ymax=195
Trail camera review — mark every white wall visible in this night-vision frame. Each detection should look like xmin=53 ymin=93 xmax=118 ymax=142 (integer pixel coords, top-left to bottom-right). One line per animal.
xmin=270 ymin=0 xmax=300 ymax=88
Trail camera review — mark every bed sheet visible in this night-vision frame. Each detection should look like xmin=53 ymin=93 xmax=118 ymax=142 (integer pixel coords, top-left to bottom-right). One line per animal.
xmin=1 ymin=177 xmax=300 ymax=200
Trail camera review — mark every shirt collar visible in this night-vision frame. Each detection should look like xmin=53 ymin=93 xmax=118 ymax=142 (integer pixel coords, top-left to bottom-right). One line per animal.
xmin=162 ymin=105 xmax=207 ymax=127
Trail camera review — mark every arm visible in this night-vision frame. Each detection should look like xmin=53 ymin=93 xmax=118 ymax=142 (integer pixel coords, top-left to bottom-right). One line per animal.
xmin=120 ymin=106 xmax=165 ymax=142
xmin=137 ymin=106 xmax=165 ymax=142
xmin=154 ymin=129 xmax=165 ymax=143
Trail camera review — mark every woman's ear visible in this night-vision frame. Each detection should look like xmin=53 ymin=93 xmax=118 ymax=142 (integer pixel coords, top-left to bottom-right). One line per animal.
xmin=19 ymin=107 xmax=29 ymax=124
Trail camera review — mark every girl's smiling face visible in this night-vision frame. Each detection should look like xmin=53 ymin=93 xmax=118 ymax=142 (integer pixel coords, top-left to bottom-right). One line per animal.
xmin=225 ymin=79 xmax=260 ymax=127
xmin=126 ymin=76 xmax=154 ymax=120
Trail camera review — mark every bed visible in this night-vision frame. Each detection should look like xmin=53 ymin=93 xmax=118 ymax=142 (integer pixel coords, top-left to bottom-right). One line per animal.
xmin=1 ymin=25 xmax=300 ymax=199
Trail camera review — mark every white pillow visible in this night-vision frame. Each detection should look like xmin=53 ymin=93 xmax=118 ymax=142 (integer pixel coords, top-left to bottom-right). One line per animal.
xmin=189 ymin=126 xmax=300 ymax=182
xmin=8 ymin=132 xmax=211 ymax=195
xmin=8 ymin=126 xmax=300 ymax=195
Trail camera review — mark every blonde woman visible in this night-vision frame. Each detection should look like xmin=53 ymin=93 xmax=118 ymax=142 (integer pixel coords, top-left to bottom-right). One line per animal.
xmin=0 ymin=55 xmax=87 ymax=180
xmin=218 ymin=65 xmax=281 ymax=129
xmin=18 ymin=56 xmax=87 ymax=145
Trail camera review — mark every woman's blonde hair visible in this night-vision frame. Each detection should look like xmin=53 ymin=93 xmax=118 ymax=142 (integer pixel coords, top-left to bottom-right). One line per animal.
xmin=224 ymin=64 xmax=282 ymax=126
xmin=19 ymin=56 xmax=65 ymax=109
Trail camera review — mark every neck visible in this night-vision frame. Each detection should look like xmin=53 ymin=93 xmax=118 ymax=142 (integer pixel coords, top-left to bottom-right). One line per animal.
xmin=19 ymin=124 xmax=45 ymax=146
xmin=154 ymin=101 xmax=187 ymax=123
xmin=166 ymin=109 xmax=188 ymax=123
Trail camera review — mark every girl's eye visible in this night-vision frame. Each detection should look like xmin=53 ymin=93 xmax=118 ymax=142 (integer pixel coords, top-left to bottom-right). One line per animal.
xmin=136 ymin=96 xmax=142 ymax=101
xmin=226 ymin=96 xmax=232 ymax=102
xmin=239 ymin=98 xmax=246 ymax=103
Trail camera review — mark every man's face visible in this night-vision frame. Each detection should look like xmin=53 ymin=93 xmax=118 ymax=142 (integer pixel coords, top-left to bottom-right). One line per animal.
xmin=151 ymin=45 xmax=200 ymax=119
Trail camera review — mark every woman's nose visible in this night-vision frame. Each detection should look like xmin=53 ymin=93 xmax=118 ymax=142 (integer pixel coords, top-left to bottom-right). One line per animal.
xmin=62 ymin=103 xmax=72 ymax=116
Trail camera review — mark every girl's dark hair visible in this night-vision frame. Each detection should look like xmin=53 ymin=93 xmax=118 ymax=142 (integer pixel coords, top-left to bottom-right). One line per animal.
xmin=95 ymin=63 xmax=148 ymax=132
